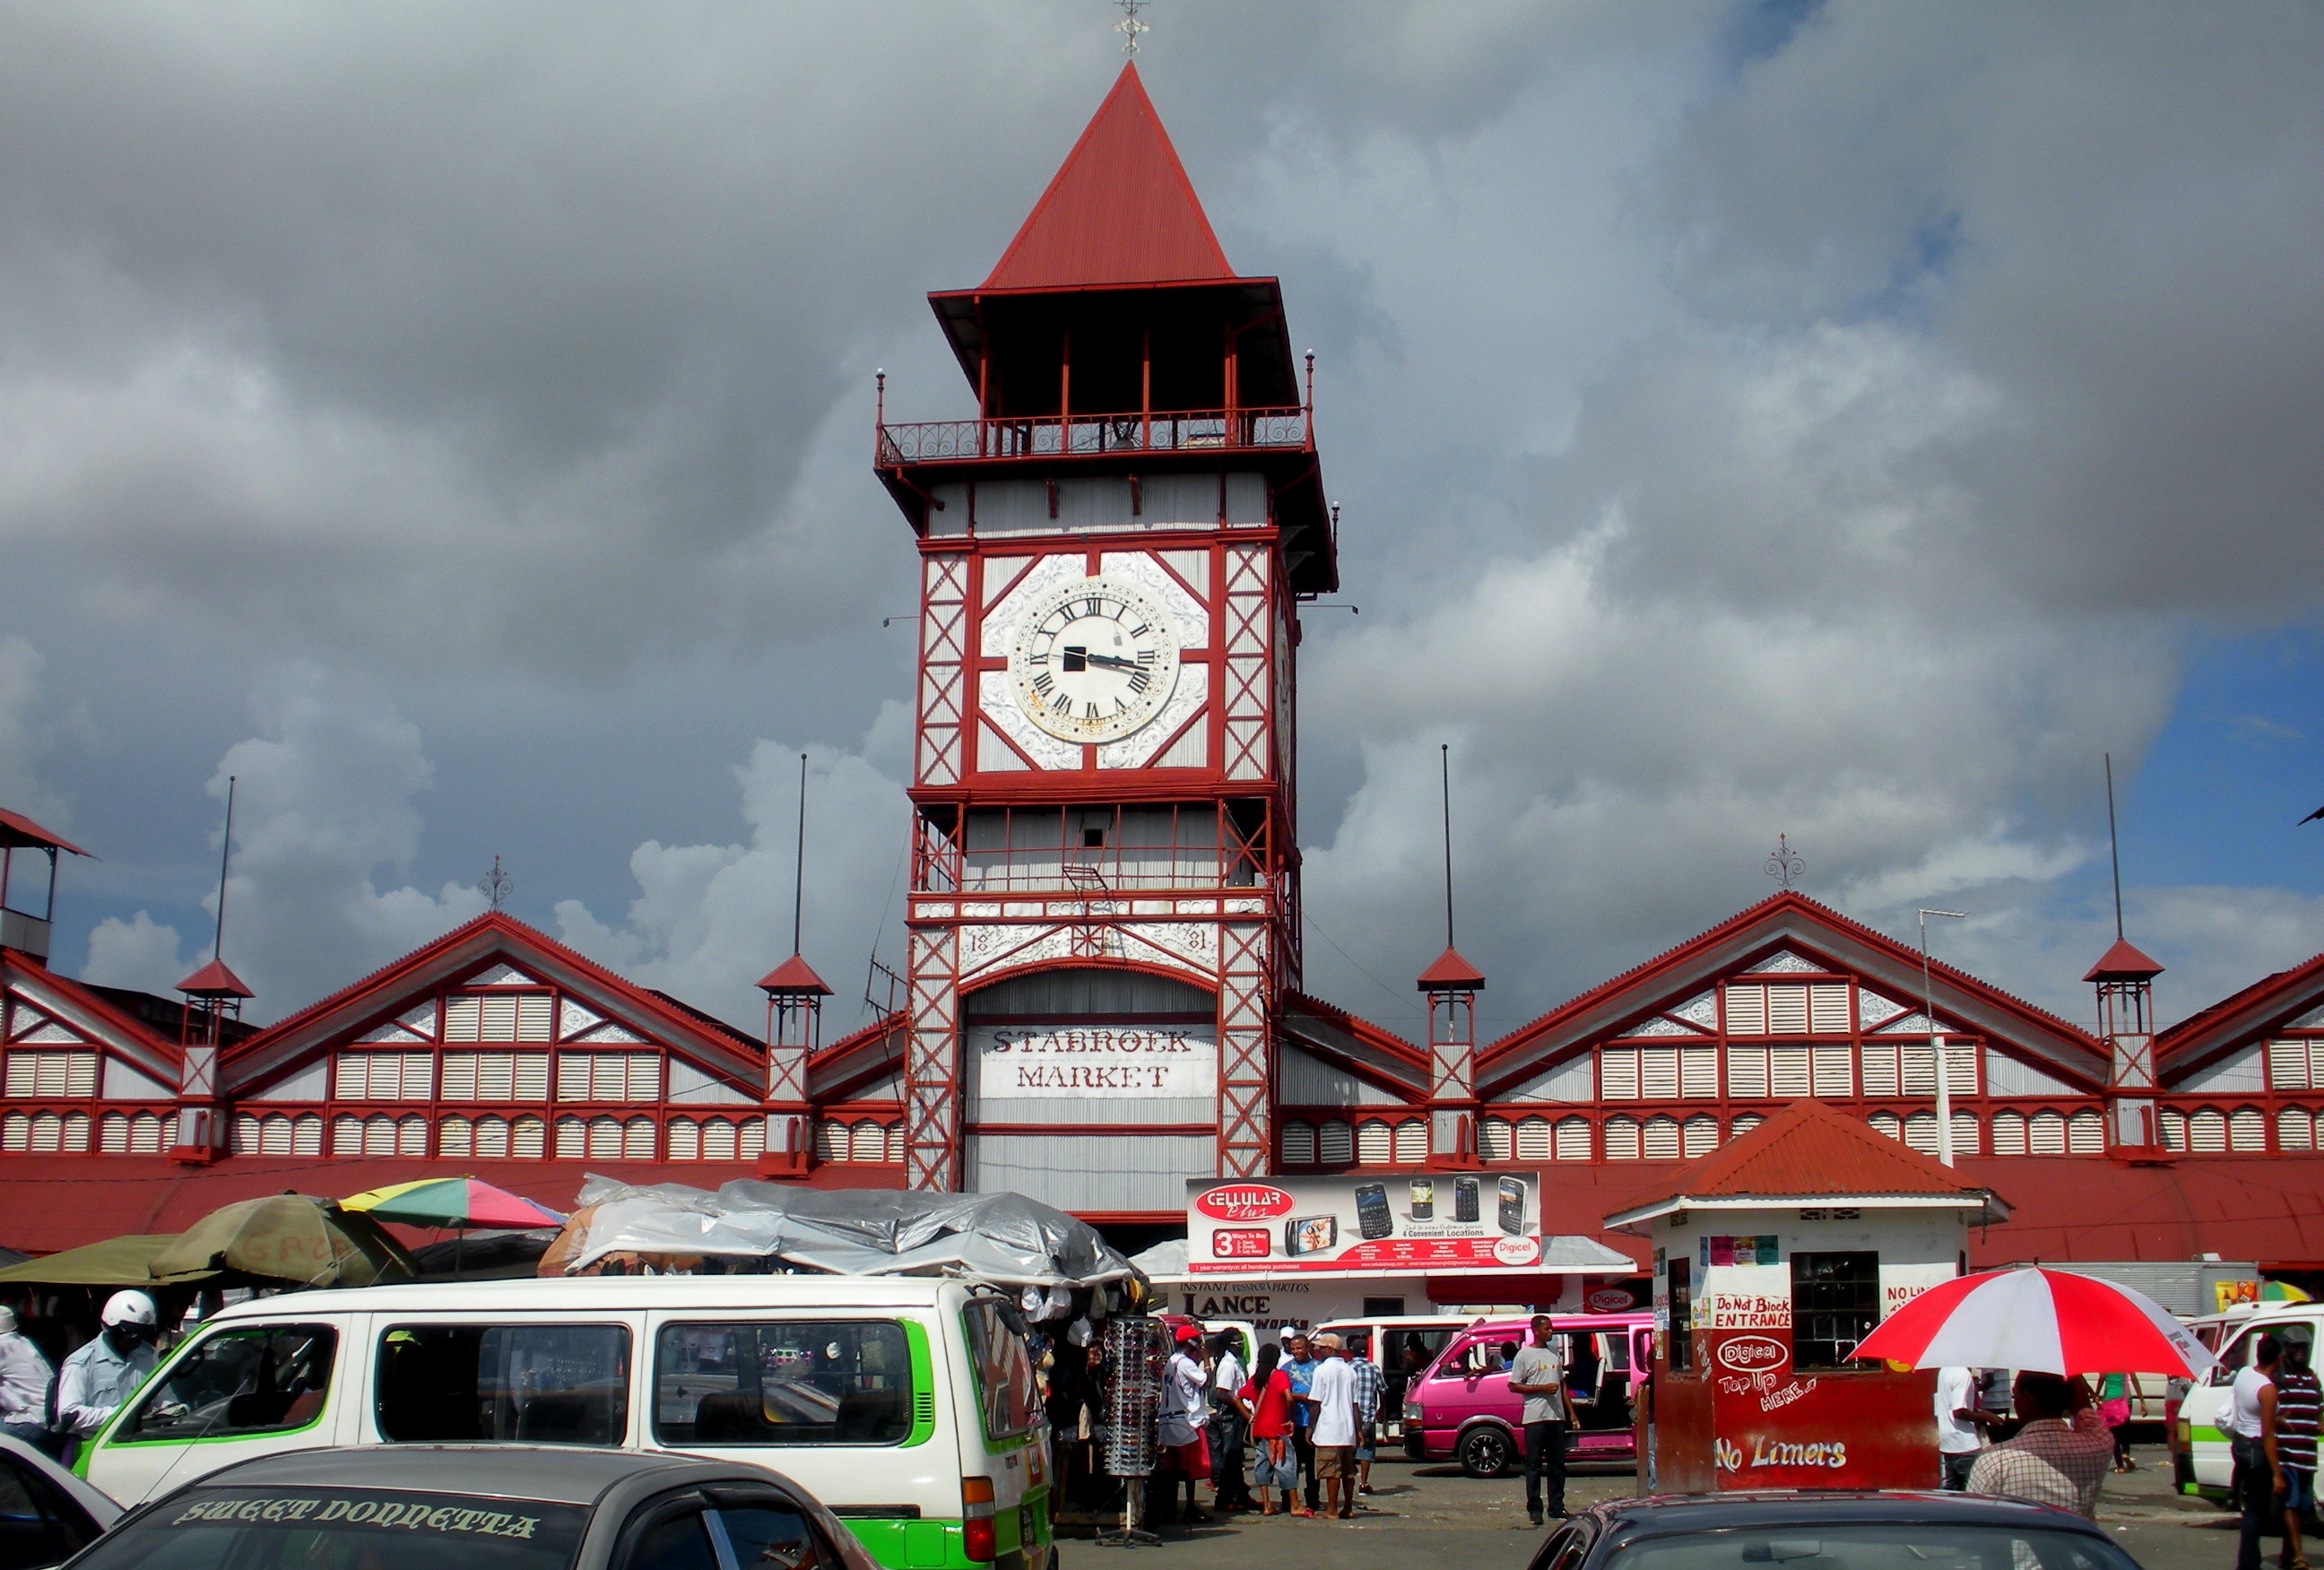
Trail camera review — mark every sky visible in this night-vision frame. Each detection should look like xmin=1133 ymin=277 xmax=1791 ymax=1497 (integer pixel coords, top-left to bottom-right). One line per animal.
xmin=2 ymin=0 xmax=2321 ymax=1047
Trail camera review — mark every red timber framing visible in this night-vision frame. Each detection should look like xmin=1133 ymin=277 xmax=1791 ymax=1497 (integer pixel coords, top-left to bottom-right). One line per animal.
xmin=2152 ymin=952 xmax=2324 ymax=1156
xmin=0 ymin=952 xmax=185 ymax=1157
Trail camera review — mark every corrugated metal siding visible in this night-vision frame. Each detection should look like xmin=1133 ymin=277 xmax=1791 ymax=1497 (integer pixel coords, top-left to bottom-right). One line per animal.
xmin=967 ymin=1132 xmax=1213 ymax=1212
xmin=1277 ymin=1044 xmax=1405 ymax=1106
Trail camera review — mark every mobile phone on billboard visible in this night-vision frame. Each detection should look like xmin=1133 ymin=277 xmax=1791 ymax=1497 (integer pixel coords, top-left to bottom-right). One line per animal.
xmin=1453 ymin=1175 xmax=1480 ymax=1224
xmin=1285 ymin=1215 xmax=1339 ymax=1256
xmin=1409 ymin=1178 xmax=1435 ymax=1220
xmin=1498 ymin=1175 xmax=1527 ymax=1236
xmin=1354 ymin=1183 xmax=1393 ymax=1240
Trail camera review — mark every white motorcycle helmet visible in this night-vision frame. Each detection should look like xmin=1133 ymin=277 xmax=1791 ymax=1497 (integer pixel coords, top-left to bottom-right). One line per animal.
xmin=100 ymin=1290 xmax=159 ymax=1331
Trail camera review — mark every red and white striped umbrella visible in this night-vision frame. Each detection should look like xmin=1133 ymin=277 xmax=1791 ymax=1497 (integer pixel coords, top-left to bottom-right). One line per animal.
xmin=1852 ymin=1267 xmax=2216 ymax=1377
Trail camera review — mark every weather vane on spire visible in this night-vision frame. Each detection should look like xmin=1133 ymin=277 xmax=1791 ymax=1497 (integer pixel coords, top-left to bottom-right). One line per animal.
xmin=479 ymin=854 xmax=513 ymax=911
xmin=1114 ymin=0 xmax=1149 ymax=56
xmin=1765 ymin=834 xmax=1804 ymax=890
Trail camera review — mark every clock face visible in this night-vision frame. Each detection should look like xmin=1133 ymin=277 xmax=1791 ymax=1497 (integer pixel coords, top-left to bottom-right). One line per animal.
xmin=1007 ymin=575 xmax=1182 ymax=743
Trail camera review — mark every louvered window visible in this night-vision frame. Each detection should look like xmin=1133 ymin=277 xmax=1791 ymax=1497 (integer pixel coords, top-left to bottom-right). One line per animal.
xmin=2312 ymin=1041 xmax=2324 ymax=1089
xmin=2188 ymin=1108 xmax=2226 ymax=1151
xmin=1682 ymin=1115 xmax=1718 ymax=1157
xmin=1726 ymin=1046 xmax=1768 ymax=1098
xmin=0 ymin=1115 xmax=23 ymax=1152
xmin=4 ymin=1052 xmax=98 ymax=1098
xmin=1869 ymin=1112 xmax=1901 ymax=1141
xmin=1356 ymin=1121 xmax=1392 ymax=1166
xmin=1812 ymin=1045 xmax=1852 ymax=1097
xmin=511 ymin=1115 xmax=545 ymax=1158
xmin=1769 ymin=1046 xmax=1811 ymax=1098
xmin=1640 ymin=1048 xmax=1678 ymax=1099
xmin=1902 ymin=1113 xmax=1939 ymax=1156
xmin=1281 ymin=1121 xmax=1317 ymax=1165
xmin=1513 ymin=1116 xmax=1551 ymax=1161
xmin=440 ymin=1051 xmax=551 ymax=1101
xmin=624 ymin=1118 xmax=655 ymax=1159
xmin=849 ymin=1122 xmax=884 ymax=1162
xmin=1808 ymin=984 xmax=1851 ymax=1034
xmin=557 ymin=1054 xmax=659 ymax=1102
xmin=1394 ymin=1120 xmax=1427 ymax=1165
xmin=1767 ymin=985 xmax=1810 ymax=1036
xmin=1600 ymin=1048 xmax=1639 ymax=1099
xmin=335 ymin=1054 xmax=431 ymax=1101
xmin=1951 ymin=1113 xmax=1979 ymax=1157
xmin=1729 ymin=1114 xmax=1764 ymax=1141
xmin=2270 ymin=1039 xmax=2311 ymax=1090
xmin=2229 ymin=1108 xmax=2266 ymax=1151
xmin=439 ymin=1116 xmax=473 ymax=1158
xmin=1318 ymin=1121 xmax=1354 ymax=1166
xmin=2068 ymin=1110 xmax=2105 ymax=1154
xmin=667 ymin=1119 xmax=700 ymax=1160
xmin=474 ymin=1116 xmax=512 ymax=1158
xmin=1860 ymin=1045 xmax=1898 ymax=1097
xmin=1478 ymin=1118 xmax=1512 ymax=1162
xmin=556 ymin=1117 xmax=585 ymax=1159
xmin=2281 ymin=1108 xmax=2315 ymax=1151
xmin=1603 ymin=1116 xmax=1641 ymax=1160
xmin=1680 ymin=1046 xmax=1718 ymax=1098
xmin=705 ymin=1120 xmax=742 ymax=1161
xmin=1990 ymin=1111 xmax=2026 ymax=1155
xmin=1554 ymin=1117 xmax=1592 ymax=1160
xmin=584 ymin=1117 xmax=623 ymax=1159
xmin=1642 ymin=1117 xmax=1680 ymax=1160
xmin=1725 ymin=986 xmax=1766 ymax=1035
xmin=2030 ymin=1111 xmax=2068 ymax=1154
xmin=741 ymin=1121 xmax=767 ymax=1160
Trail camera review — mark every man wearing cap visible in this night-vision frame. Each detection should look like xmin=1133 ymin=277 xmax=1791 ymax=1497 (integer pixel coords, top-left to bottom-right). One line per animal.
xmin=1157 ymin=1324 xmax=1212 ymax=1524
xmin=0 ymin=1308 xmax=52 ymax=1444
xmin=55 ymin=1290 xmax=159 ymax=1457
xmin=1305 ymin=1333 xmax=1360 ymax=1519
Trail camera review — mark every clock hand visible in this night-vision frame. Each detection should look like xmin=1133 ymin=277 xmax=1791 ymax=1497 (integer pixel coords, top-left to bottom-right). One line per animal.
xmin=1081 ymin=652 xmax=1145 ymax=672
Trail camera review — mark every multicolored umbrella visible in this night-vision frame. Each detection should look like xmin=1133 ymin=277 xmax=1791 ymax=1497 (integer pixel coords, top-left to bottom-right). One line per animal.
xmin=341 ymin=1176 xmax=565 ymax=1231
xmin=1852 ymin=1267 xmax=2216 ymax=1378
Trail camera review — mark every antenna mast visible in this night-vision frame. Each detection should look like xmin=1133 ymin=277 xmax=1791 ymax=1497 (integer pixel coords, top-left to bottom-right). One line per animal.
xmin=1440 ymin=743 xmax=1455 ymax=950
xmin=2103 ymin=752 xmax=2125 ymax=941
xmin=792 ymin=752 xmax=808 ymax=957
xmin=212 ymin=776 xmax=236 ymax=961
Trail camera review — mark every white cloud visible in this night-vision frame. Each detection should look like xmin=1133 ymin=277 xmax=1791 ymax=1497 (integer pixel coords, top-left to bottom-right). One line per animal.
xmin=80 ymin=909 xmax=187 ymax=996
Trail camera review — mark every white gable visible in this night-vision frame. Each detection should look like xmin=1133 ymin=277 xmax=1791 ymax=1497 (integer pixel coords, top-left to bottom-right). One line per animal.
xmin=1669 ymin=990 xmax=1719 ymax=1028
xmin=2178 ymin=1042 xmax=2265 ymax=1095
xmin=559 ymin=999 xmax=605 ymax=1039
xmin=1277 ymin=1044 xmax=1407 ymax=1106
xmin=1983 ymin=1047 xmax=2079 ymax=1097
xmin=1744 ymin=950 xmax=1824 ymax=975
xmin=398 ymin=1002 xmax=438 ymax=1036
xmin=12 ymin=1020 xmax=84 ymax=1045
xmin=1857 ymin=991 xmax=1909 ymax=1028
xmin=2292 ymin=1003 xmax=2324 ymax=1029
xmin=572 ymin=1022 xmax=647 ymax=1045
xmin=357 ymin=1022 xmax=429 ymax=1044
xmin=467 ymin=964 xmax=541 ymax=987
xmin=1620 ymin=1015 xmax=1704 ymax=1037
xmin=100 ymin=1057 xmax=175 ymax=1101
xmin=1505 ymin=1054 xmax=1598 ymax=1105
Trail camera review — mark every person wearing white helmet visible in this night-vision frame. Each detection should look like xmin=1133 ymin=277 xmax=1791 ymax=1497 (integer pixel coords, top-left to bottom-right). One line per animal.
xmin=53 ymin=1290 xmax=158 ymax=1450
xmin=0 ymin=1306 xmax=52 ymax=1444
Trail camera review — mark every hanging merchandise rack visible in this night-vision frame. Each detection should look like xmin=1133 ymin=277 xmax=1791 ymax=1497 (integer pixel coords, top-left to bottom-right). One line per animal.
xmin=1095 ymin=1314 xmax=1166 ymax=1548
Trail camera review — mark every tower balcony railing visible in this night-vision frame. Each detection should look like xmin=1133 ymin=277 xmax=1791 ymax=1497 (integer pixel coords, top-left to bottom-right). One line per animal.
xmin=877 ymin=405 xmax=1308 ymax=466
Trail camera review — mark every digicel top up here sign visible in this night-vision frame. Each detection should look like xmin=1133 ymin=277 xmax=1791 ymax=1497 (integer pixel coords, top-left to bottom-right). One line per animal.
xmin=1184 ymin=1173 xmax=1544 ymax=1277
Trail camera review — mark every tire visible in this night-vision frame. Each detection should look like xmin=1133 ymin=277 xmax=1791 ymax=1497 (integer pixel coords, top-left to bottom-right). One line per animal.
xmin=1459 ymin=1425 xmax=1513 ymax=1479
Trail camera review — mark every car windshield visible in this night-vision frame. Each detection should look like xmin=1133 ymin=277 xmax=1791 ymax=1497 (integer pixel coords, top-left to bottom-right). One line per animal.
xmin=71 ymin=1487 xmax=590 ymax=1570
xmin=1609 ymin=1523 xmax=2139 ymax=1570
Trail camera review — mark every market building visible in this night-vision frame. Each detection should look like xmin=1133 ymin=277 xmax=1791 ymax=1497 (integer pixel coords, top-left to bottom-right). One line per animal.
xmin=4 ymin=65 xmax=2324 ymax=1279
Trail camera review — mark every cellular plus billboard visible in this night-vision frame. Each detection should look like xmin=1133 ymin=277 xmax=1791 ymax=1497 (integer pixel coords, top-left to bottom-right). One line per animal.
xmin=1184 ymin=1173 xmax=1544 ymax=1275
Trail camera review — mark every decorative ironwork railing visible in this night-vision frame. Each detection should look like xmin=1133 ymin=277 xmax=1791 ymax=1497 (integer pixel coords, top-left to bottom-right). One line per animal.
xmin=878 ymin=406 xmax=1308 ymax=465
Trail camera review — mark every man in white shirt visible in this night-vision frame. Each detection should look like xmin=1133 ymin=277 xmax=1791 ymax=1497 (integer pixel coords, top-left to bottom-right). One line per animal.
xmin=0 ymin=1308 xmax=53 ymax=1444
xmin=1936 ymin=1366 xmax=2000 ymax=1490
xmin=1305 ymin=1333 xmax=1360 ymax=1520
xmin=55 ymin=1290 xmax=159 ymax=1461
xmin=2226 ymin=1336 xmax=2284 ymax=1570
xmin=1508 ymin=1314 xmax=1568 ymax=1526
xmin=1157 ymin=1325 xmax=1212 ymax=1524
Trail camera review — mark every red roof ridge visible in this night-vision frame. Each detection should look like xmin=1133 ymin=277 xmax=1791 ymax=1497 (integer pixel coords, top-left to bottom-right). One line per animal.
xmin=982 ymin=62 xmax=1236 ymax=291
xmin=1602 ymin=1098 xmax=2005 ymax=1225
xmin=1281 ymin=988 xmax=1424 ymax=1067
xmin=2084 ymin=937 xmax=2164 ymax=982
xmin=177 ymin=958 xmax=255 ymax=999
xmin=2156 ymin=948 xmax=2324 ymax=1063
xmin=757 ymin=954 xmax=833 ymax=996
xmin=1418 ymin=947 xmax=1486 ymax=990
xmin=1 ymin=952 xmax=180 ymax=1065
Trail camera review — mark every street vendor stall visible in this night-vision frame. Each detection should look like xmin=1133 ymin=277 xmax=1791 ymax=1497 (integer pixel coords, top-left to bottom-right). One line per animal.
xmin=1604 ymin=1100 xmax=2007 ymax=1492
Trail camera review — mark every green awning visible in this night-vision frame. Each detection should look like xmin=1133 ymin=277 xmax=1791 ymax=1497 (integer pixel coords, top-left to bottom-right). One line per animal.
xmin=0 ymin=1235 xmax=215 ymax=1288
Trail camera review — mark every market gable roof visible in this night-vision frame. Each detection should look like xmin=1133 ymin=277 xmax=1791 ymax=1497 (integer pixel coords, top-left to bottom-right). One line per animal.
xmin=1478 ymin=892 xmax=2107 ymax=1100
xmin=1602 ymin=1097 xmax=2008 ymax=1230
xmin=2156 ymin=948 xmax=2324 ymax=1084
xmin=981 ymin=62 xmax=1236 ymax=291
xmin=1279 ymin=991 xmax=1426 ymax=1099
xmin=221 ymin=911 xmax=764 ymax=1097
xmin=0 ymin=951 xmax=180 ymax=1089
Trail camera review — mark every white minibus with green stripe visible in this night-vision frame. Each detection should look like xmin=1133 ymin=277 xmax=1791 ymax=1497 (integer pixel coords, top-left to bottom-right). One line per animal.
xmin=2176 ymin=1305 xmax=2315 ymax=1499
xmin=77 ymin=1276 xmax=1054 ymax=1570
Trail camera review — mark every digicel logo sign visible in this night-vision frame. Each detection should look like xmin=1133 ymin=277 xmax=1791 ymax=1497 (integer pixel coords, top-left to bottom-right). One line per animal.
xmin=1195 ymin=1185 xmax=1296 ymax=1220
xmin=1715 ymin=1336 xmax=1789 ymax=1373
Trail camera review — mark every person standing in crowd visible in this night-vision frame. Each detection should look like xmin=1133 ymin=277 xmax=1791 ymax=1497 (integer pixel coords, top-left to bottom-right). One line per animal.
xmin=1507 ymin=1314 xmax=1568 ymax=1527
xmin=0 ymin=1308 xmax=52 ymax=1446
xmin=1242 ymin=1344 xmax=1298 ymax=1517
xmin=1936 ymin=1366 xmax=2001 ymax=1490
xmin=1348 ymin=1335 xmax=1383 ymax=1497
xmin=1305 ymin=1334 xmax=1359 ymax=1521
xmin=2095 ymin=1373 xmax=2135 ymax=1472
xmin=1967 ymin=1372 xmax=2117 ymax=1521
xmin=2228 ymin=1336 xmax=2285 ymax=1570
xmin=2275 ymin=1339 xmax=2321 ymax=1570
xmin=1156 ymin=1325 xmax=1211 ymax=1525
xmin=1283 ymin=1331 xmax=1322 ymax=1517
xmin=1207 ymin=1332 xmax=1251 ymax=1514
xmin=55 ymin=1291 xmax=160 ymax=1461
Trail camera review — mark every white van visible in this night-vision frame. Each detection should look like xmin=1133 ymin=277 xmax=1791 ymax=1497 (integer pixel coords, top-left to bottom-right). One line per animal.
xmin=76 ymin=1275 xmax=1054 ymax=1570
xmin=2176 ymin=1304 xmax=2316 ymax=1499
xmin=1311 ymin=1315 xmax=1474 ymax=1441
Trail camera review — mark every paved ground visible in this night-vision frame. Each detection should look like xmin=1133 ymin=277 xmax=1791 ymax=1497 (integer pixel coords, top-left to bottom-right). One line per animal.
xmin=1062 ymin=1444 xmax=2252 ymax=1570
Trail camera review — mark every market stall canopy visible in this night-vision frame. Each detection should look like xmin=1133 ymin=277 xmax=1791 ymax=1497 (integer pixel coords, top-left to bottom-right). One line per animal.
xmin=545 ymin=1176 xmax=1139 ymax=1289
xmin=147 ymin=1196 xmax=416 ymax=1288
xmin=0 ymin=1235 xmax=215 ymax=1288
xmin=342 ymin=1176 xmax=565 ymax=1231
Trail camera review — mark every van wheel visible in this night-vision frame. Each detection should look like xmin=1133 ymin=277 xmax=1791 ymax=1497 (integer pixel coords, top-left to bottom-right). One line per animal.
xmin=1459 ymin=1427 xmax=1512 ymax=1479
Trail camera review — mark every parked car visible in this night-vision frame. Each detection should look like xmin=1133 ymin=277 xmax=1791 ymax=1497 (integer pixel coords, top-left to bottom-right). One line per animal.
xmin=76 ymin=1275 xmax=1053 ymax=1570
xmin=59 ymin=1445 xmax=883 ymax=1570
xmin=0 ymin=1434 xmax=117 ymax=1570
xmin=1400 ymin=1313 xmax=1652 ymax=1478
xmin=1525 ymin=1489 xmax=2142 ymax=1570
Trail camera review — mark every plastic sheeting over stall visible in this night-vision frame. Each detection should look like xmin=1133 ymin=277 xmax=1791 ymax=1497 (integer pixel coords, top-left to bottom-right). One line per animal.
xmin=543 ymin=1175 xmax=1141 ymax=1289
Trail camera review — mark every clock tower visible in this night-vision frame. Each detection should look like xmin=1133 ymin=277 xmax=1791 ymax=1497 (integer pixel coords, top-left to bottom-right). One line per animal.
xmin=875 ymin=63 xmax=1335 ymax=1208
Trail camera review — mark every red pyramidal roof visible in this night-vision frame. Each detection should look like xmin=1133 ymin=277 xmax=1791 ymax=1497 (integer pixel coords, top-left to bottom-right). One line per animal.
xmin=1602 ymin=1098 xmax=2007 ymax=1229
xmin=757 ymin=954 xmax=832 ymax=996
xmin=1417 ymin=947 xmax=1486 ymax=991
xmin=2084 ymin=938 xmax=2164 ymax=983
xmin=983 ymin=63 xmax=1235 ymax=291
xmin=177 ymin=958 xmax=254 ymax=999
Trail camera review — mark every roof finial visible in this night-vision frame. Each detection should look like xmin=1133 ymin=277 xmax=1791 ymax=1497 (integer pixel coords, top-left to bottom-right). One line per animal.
xmin=478 ymin=854 xmax=513 ymax=912
xmin=1765 ymin=833 xmax=1803 ymax=890
xmin=1114 ymin=0 xmax=1149 ymax=56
